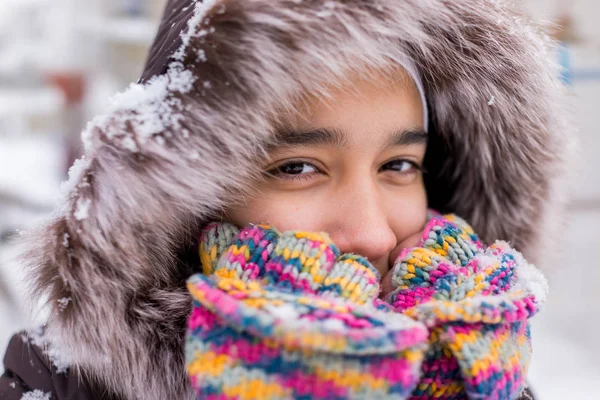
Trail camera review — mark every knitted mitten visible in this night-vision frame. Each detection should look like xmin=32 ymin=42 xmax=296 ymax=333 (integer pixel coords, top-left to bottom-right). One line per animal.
xmin=187 ymin=222 xmax=429 ymax=399
xmin=185 ymin=216 xmax=547 ymax=400
xmin=385 ymin=215 xmax=547 ymax=400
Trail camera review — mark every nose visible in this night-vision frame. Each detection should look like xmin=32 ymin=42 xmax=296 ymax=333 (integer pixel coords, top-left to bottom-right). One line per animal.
xmin=324 ymin=185 xmax=397 ymax=277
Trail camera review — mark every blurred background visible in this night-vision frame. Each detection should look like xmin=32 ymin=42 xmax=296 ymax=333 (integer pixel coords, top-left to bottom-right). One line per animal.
xmin=0 ymin=0 xmax=598 ymax=398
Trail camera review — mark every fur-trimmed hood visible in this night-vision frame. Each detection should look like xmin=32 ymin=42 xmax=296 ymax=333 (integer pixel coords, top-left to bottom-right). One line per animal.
xmin=19 ymin=0 xmax=570 ymax=399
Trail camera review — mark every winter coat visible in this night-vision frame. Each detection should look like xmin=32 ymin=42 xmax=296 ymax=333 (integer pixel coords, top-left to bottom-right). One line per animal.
xmin=1 ymin=0 xmax=570 ymax=399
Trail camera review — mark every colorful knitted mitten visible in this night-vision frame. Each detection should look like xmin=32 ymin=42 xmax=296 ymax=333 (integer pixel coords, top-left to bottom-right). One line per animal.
xmin=385 ymin=215 xmax=546 ymax=399
xmin=187 ymin=223 xmax=428 ymax=399
xmin=185 ymin=215 xmax=548 ymax=400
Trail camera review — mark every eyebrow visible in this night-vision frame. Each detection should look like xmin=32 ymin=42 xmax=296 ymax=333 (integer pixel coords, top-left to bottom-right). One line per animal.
xmin=387 ymin=129 xmax=428 ymax=147
xmin=271 ymin=127 xmax=428 ymax=149
xmin=272 ymin=127 xmax=348 ymax=149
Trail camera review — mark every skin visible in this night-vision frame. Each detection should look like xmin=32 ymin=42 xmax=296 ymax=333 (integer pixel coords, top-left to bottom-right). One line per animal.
xmin=225 ymin=67 xmax=428 ymax=296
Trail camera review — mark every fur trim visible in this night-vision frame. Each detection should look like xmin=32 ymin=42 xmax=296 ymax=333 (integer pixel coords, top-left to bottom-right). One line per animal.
xmin=19 ymin=0 xmax=570 ymax=399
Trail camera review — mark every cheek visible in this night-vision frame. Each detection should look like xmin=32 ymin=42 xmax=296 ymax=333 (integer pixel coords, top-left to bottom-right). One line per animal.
xmin=225 ymin=192 xmax=324 ymax=232
xmin=226 ymin=182 xmax=428 ymax=238
xmin=386 ymin=185 xmax=428 ymax=239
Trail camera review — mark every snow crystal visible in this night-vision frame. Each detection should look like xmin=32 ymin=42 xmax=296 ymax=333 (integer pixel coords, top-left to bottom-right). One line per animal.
xmin=474 ymin=254 xmax=497 ymax=270
xmin=21 ymin=390 xmax=51 ymax=400
xmin=501 ymin=242 xmax=549 ymax=304
xmin=203 ymin=80 xmax=212 ymax=89
xmin=74 ymin=197 xmax=91 ymax=221
xmin=167 ymin=67 xmax=196 ymax=93
xmin=10 ymin=382 xmax=15 ymax=388
xmin=121 ymin=136 xmax=138 ymax=152
xmin=45 ymin=345 xmax=70 ymax=374
xmin=197 ymin=49 xmax=207 ymax=62
xmin=57 ymin=297 xmax=71 ymax=312
xmin=488 ymin=95 xmax=496 ymax=106
xmin=21 ymin=390 xmax=52 ymax=400
xmin=113 ymin=81 xmax=167 ymax=111
xmin=174 ymin=0 xmax=219 ymax=61
xmin=60 ymin=156 xmax=91 ymax=197
xmin=62 ymin=233 xmax=70 ymax=248
xmin=24 ymin=327 xmax=71 ymax=374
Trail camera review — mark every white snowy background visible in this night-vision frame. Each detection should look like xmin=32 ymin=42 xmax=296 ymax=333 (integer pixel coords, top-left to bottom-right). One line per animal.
xmin=1 ymin=1 xmax=599 ymax=399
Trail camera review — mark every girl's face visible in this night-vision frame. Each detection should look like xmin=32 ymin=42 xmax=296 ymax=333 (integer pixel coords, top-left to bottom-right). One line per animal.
xmin=226 ymin=68 xmax=428 ymax=279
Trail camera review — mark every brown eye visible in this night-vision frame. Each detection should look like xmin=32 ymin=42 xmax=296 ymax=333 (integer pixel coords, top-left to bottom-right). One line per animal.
xmin=278 ymin=162 xmax=317 ymax=175
xmin=267 ymin=161 xmax=321 ymax=181
xmin=381 ymin=159 xmax=421 ymax=174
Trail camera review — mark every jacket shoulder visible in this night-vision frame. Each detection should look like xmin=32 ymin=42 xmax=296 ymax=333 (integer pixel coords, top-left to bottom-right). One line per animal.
xmin=1 ymin=332 xmax=108 ymax=400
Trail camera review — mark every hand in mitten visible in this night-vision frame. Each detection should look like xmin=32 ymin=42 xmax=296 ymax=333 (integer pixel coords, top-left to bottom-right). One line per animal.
xmin=198 ymin=222 xmax=382 ymax=305
xmin=384 ymin=215 xmax=548 ymax=400
xmin=186 ymin=222 xmax=429 ymax=400
xmin=185 ymin=216 xmax=547 ymax=400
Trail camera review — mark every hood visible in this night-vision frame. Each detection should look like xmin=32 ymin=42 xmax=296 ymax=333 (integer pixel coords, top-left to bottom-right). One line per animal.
xmin=19 ymin=0 xmax=571 ymax=399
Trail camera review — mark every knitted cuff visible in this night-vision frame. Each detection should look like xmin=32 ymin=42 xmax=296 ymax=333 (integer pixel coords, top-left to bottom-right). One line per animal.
xmin=187 ymin=223 xmax=429 ymax=399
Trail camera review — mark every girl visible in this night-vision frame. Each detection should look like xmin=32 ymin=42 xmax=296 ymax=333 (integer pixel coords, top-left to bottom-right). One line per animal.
xmin=1 ymin=0 xmax=569 ymax=399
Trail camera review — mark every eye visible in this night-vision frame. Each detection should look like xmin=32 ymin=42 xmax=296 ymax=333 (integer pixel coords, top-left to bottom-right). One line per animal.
xmin=266 ymin=160 xmax=321 ymax=181
xmin=380 ymin=159 xmax=422 ymax=174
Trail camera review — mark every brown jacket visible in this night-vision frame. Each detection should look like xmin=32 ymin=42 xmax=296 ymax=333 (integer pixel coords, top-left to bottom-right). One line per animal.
xmin=1 ymin=0 xmax=570 ymax=398
xmin=1 ymin=334 xmax=116 ymax=399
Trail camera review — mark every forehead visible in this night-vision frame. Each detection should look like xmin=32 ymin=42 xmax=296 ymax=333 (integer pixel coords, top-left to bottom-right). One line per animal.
xmin=276 ymin=67 xmax=426 ymax=147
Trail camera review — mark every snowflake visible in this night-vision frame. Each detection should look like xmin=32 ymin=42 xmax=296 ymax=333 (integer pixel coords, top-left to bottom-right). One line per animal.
xmin=57 ymin=297 xmax=72 ymax=312
xmin=21 ymin=390 xmax=51 ymax=400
